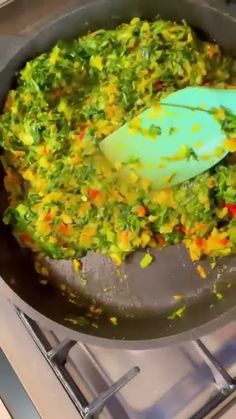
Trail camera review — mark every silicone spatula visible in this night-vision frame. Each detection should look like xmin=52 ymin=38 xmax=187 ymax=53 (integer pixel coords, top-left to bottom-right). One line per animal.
xmin=100 ymin=87 xmax=236 ymax=188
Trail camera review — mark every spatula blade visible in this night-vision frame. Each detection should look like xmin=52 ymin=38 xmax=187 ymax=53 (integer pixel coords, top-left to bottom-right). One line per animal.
xmin=100 ymin=102 xmax=227 ymax=188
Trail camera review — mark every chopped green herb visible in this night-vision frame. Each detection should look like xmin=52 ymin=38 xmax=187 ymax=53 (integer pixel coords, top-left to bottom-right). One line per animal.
xmin=0 ymin=17 xmax=235 ymax=270
xmin=186 ymin=147 xmax=199 ymax=161
xmin=167 ymin=305 xmax=186 ymax=320
xmin=64 ymin=316 xmax=90 ymax=326
xmin=168 ymin=127 xmax=177 ymax=135
xmin=140 ymin=252 xmax=154 ymax=268
xmin=148 ymin=124 xmax=162 ymax=136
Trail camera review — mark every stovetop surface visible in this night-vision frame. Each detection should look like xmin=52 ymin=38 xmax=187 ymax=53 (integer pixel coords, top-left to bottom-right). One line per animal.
xmin=44 ymin=320 xmax=236 ymax=418
xmin=0 ymin=1 xmax=236 ymax=418
xmin=1 ymin=289 xmax=236 ymax=418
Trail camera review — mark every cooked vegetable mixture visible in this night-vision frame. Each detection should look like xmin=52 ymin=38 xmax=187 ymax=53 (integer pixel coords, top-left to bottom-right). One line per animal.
xmin=1 ymin=18 xmax=236 ymax=265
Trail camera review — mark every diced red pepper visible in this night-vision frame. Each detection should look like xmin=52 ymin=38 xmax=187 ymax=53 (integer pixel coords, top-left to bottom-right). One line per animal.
xmin=207 ymin=45 xmax=218 ymax=58
xmin=218 ymin=200 xmax=225 ymax=209
xmin=156 ymin=233 xmax=166 ymax=246
xmin=79 ymin=129 xmax=86 ymax=142
xmin=176 ymin=224 xmax=185 ymax=234
xmin=88 ymin=188 xmax=100 ymax=199
xmin=219 ymin=238 xmax=229 ymax=246
xmin=21 ymin=233 xmax=32 ymax=242
xmin=195 ymin=238 xmax=204 ymax=248
xmin=153 ymin=81 xmax=163 ymax=91
xmin=44 ymin=213 xmax=52 ymax=222
xmin=136 ymin=205 xmax=147 ymax=217
xmin=225 ymin=203 xmax=236 ymax=217
xmin=53 ymin=87 xmax=63 ymax=98
xmin=58 ymin=223 xmax=72 ymax=234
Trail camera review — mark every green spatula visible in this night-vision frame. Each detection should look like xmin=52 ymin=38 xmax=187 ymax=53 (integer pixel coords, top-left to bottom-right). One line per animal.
xmin=100 ymin=87 xmax=236 ymax=188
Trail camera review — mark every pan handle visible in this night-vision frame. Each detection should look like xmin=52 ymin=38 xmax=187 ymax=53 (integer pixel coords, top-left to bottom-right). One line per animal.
xmin=0 ymin=34 xmax=30 ymax=72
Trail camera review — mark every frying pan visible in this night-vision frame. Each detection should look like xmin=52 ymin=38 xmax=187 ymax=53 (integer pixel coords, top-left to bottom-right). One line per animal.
xmin=0 ymin=0 xmax=236 ymax=349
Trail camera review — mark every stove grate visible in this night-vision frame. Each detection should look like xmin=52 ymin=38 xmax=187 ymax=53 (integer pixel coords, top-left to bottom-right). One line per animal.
xmin=17 ymin=309 xmax=236 ymax=419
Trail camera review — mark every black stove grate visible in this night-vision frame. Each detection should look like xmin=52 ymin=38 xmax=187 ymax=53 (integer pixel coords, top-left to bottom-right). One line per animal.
xmin=17 ymin=309 xmax=236 ymax=419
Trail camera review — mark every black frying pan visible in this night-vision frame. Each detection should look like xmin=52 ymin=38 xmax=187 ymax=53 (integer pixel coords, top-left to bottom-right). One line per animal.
xmin=0 ymin=0 xmax=236 ymax=349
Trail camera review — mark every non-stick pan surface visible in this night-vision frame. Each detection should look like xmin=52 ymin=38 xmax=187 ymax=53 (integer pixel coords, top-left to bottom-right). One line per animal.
xmin=0 ymin=0 xmax=236 ymax=349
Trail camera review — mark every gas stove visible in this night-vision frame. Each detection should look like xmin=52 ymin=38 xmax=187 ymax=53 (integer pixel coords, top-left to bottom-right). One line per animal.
xmin=0 ymin=293 xmax=236 ymax=419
